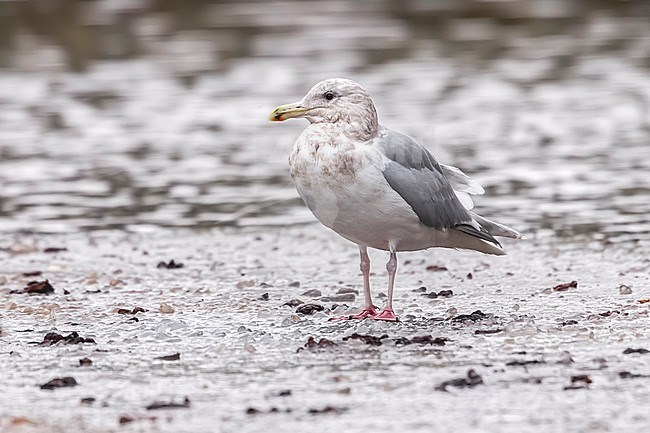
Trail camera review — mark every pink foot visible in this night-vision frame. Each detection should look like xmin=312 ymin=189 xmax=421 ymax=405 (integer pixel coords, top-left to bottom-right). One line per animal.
xmin=371 ymin=308 xmax=399 ymax=322
xmin=350 ymin=306 xmax=378 ymax=320
xmin=329 ymin=306 xmax=378 ymax=321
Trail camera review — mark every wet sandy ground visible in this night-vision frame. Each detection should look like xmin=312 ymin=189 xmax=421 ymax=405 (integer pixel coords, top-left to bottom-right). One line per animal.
xmin=1 ymin=226 xmax=649 ymax=433
xmin=1 ymin=2 xmax=650 ymax=432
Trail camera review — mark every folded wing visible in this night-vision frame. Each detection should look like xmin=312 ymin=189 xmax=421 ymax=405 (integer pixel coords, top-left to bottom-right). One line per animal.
xmin=374 ymin=130 xmax=503 ymax=248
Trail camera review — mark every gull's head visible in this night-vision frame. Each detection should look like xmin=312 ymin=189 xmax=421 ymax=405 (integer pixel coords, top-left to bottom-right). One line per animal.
xmin=269 ymin=78 xmax=379 ymax=138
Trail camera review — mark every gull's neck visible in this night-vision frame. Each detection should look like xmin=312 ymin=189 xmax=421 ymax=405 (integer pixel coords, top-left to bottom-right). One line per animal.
xmin=342 ymin=104 xmax=379 ymax=142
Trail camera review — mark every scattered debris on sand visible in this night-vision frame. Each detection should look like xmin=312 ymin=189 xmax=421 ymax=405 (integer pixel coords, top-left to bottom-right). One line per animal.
xmin=146 ymin=397 xmax=190 ymax=410
xmin=435 ymin=370 xmax=483 ymax=392
xmin=394 ymin=335 xmax=450 ymax=346
xmin=38 ymin=332 xmax=96 ymax=346
xmin=623 ymin=348 xmax=649 ymax=355
xmin=308 ymin=406 xmax=347 ymax=415
xmin=506 ymin=359 xmax=545 ymax=367
xmin=156 ymin=353 xmax=181 ymax=361
xmin=43 ymin=247 xmax=67 ymax=253
xmin=453 ymin=310 xmax=488 ymax=322
xmin=117 ymin=307 xmax=146 ymax=315
xmin=302 ymin=336 xmax=337 ymax=351
xmin=40 ymin=377 xmax=78 ymax=390
xmin=157 ymin=260 xmax=184 ymax=269
xmin=552 ymin=281 xmax=578 ymax=292
xmin=342 ymin=333 xmax=387 ymax=346
xmin=12 ymin=280 xmax=55 ymax=294
xmin=296 ymin=304 xmax=324 ymax=315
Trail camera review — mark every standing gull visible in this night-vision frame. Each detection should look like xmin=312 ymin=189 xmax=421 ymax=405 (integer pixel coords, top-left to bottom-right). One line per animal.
xmin=270 ymin=78 xmax=521 ymax=321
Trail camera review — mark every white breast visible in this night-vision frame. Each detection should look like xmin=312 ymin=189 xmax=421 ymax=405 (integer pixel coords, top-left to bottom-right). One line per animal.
xmin=289 ymin=124 xmax=450 ymax=251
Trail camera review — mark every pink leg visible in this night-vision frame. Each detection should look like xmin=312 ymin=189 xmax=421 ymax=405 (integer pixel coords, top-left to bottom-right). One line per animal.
xmin=330 ymin=246 xmax=377 ymax=321
xmin=372 ymin=249 xmax=398 ymax=322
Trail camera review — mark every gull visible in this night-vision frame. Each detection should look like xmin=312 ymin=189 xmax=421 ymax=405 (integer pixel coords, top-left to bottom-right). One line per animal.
xmin=270 ymin=78 xmax=521 ymax=321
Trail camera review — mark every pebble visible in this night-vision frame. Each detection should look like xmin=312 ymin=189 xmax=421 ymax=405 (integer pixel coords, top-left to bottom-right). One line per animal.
xmin=618 ymin=284 xmax=632 ymax=295
xmin=159 ymin=303 xmax=175 ymax=314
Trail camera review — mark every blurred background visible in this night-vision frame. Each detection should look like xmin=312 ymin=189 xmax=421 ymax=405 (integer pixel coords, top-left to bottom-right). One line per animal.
xmin=0 ymin=0 xmax=648 ymax=242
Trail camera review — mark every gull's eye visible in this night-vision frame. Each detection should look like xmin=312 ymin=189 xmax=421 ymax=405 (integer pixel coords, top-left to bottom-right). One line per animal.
xmin=324 ymin=91 xmax=335 ymax=101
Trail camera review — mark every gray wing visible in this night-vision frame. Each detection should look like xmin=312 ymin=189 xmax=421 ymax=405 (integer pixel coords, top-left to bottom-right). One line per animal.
xmin=375 ymin=130 xmax=499 ymax=245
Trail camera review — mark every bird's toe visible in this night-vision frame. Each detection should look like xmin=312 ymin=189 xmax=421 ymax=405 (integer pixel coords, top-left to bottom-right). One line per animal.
xmin=371 ymin=308 xmax=399 ymax=322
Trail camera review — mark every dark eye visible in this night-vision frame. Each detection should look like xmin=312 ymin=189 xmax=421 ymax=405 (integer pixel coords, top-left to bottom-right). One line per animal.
xmin=324 ymin=91 xmax=335 ymax=101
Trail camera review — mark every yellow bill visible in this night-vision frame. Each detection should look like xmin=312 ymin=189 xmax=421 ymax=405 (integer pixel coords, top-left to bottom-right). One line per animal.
xmin=269 ymin=102 xmax=308 ymax=122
